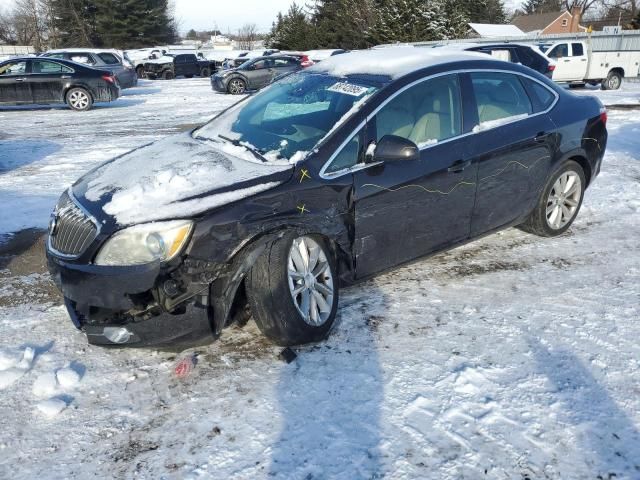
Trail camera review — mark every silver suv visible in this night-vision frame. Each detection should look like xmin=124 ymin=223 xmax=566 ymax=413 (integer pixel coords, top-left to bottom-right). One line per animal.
xmin=212 ymin=55 xmax=302 ymax=94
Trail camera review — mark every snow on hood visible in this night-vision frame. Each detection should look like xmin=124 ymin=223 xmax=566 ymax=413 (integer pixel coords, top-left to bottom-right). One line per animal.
xmin=80 ymin=133 xmax=293 ymax=226
xmin=308 ymin=47 xmax=487 ymax=79
xmin=144 ymin=55 xmax=175 ymax=65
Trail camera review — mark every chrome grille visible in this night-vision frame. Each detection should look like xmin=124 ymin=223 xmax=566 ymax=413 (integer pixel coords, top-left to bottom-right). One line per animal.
xmin=49 ymin=191 xmax=97 ymax=257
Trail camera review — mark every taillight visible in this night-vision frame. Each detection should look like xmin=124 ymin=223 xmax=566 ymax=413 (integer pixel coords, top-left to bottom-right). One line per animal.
xmin=600 ymin=107 xmax=607 ymax=125
xmin=300 ymin=55 xmax=314 ymax=68
xmin=101 ymin=74 xmax=115 ymax=84
xmin=547 ymin=64 xmax=556 ymax=72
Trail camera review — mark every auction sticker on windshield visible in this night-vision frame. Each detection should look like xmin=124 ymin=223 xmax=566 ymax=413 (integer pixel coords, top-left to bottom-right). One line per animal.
xmin=327 ymin=82 xmax=370 ymax=97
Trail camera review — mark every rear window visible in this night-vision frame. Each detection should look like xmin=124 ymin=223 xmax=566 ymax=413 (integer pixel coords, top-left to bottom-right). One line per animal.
xmin=470 ymin=72 xmax=533 ymax=128
xmin=31 ymin=60 xmax=73 ymax=74
xmin=69 ymin=54 xmax=95 ymax=65
xmin=98 ymin=53 xmax=120 ymax=65
xmin=572 ymin=43 xmax=584 ymax=56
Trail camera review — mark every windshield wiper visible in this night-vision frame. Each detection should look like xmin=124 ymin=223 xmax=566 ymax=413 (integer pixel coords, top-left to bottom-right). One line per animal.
xmin=217 ymin=134 xmax=268 ymax=163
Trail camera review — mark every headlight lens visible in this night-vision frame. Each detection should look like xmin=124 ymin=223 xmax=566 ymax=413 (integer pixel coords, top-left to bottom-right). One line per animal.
xmin=95 ymin=220 xmax=193 ymax=266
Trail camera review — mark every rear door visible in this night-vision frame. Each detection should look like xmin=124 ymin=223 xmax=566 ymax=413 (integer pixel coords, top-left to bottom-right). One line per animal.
xmin=352 ymin=74 xmax=477 ymax=277
xmin=272 ymin=57 xmax=300 ymax=79
xmin=29 ymin=59 xmax=73 ymax=103
xmin=463 ymin=71 xmax=557 ymax=236
xmin=0 ymin=60 xmax=31 ymax=104
xmin=247 ymin=58 xmax=274 ymax=88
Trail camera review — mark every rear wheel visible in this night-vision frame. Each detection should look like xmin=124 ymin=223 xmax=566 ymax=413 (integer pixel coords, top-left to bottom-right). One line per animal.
xmin=601 ymin=71 xmax=622 ymax=90
xmin=518 ymin=160 xmax=586 ymax=237
xmin=185 ymin=74 xmax=194 ymax=79
xmin=227 ymin=78 xmax=246 ymax=94
xmin=66 ymin=87 xmax=93 ymax=111
xmin=200 ymin=67 xmax=211 ymax=77
xmin=246 ymin=233 xmax=338 ymax=346
xmin=163 ymin=70 xmax=174 ymax=80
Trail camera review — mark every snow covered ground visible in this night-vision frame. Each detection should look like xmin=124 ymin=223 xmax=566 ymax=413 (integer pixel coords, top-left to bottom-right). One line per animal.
xmin=0 ymin=79 xmax=639 ymax=479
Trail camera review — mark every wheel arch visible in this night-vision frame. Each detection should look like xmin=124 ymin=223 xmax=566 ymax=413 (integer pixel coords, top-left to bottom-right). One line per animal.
xmin=568 ymin=154 xmax=593 ymax=187
xmin=609 ymin=67 xmax=624 ymax=78
xmin=63 ymin=84 xmax=94 ymax=102
xmin=209 ymin=224 xmax=352 ymax=332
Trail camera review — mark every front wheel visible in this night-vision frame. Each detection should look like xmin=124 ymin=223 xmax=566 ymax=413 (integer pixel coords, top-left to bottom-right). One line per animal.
xmin=246 ymin=233 xmax=338 ymax=346
xmin=136 ymin=66 xmax=146 ymax=79
xmin=227 ymin=78 xmax=246 ymax=94
xmin=163 ymin=70 xmax=174 ymax=80
xmin=66 ymin=87 xmax=93 ymax=111
xmin=518 ymin=160 xmax=586 ymax=237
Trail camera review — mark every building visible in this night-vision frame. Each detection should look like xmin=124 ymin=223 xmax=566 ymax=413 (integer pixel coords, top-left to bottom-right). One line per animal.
xmin=512 ymin=7 xmax=587 ymax=35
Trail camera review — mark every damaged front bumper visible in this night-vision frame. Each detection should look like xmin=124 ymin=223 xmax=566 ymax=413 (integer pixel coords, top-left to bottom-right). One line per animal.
xmin=47 ymin=254 xmax=220 ymax=348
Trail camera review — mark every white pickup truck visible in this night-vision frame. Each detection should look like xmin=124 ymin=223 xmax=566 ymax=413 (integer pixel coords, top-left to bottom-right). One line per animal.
xmin=539 ymin=40 xmax=640 ymax=90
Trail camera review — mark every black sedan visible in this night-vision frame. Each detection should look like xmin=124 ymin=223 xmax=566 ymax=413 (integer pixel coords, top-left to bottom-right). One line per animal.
xmin=46 ymin=49 xmax=607 ymax=347
xmin=0 ymin=57 xmax=119 ymax=111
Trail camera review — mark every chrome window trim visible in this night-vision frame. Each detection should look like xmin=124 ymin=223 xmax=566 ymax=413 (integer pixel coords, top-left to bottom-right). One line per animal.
xmin=319 ymin=68 xmax=559 ymax=180
xmin=30 ymin=59 xmax=75 ymax=75
xmin=47 ymin=187 xmax=101 ymax=260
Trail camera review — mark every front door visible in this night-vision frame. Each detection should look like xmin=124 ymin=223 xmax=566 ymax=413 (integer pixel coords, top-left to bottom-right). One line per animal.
xmin=28 ymin=59 xmax=71 ymax=104
xmin=463 ymin=71 xmax=557 ymax=235
xmin=0 ymin=60 xmax=31 ymax=104
xmin=352 ymin=74 xmax=477 ymax=278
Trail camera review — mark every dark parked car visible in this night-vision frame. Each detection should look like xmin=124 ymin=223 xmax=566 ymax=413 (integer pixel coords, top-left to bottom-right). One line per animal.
xmin=211 ymin=55 xmax=303 ymax=94
xmin=46 ymin=49 xmax=607 ymax=347
xmin=432 ymin=42 xmax=556 ymax=78
xmin=42 ymin=49 xmax=138 ymax=88
xmin=144 ymin=53 xmax=219 ymax=80
xmin=0 ymin=57 xmax=119 ymax=111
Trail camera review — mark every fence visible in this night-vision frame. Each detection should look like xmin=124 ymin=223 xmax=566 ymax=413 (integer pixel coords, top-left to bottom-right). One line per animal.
xmin=381 ymin=29 xmax=640 ymax=52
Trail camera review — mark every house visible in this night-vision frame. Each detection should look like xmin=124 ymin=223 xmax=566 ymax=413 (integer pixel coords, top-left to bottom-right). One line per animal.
xmin=512 ymin=7 xmax=587 ymax=35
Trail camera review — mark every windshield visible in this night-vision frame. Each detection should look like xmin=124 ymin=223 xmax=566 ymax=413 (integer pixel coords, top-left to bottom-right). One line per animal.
xmin=195 ymin=72 xmax=380 ymax=162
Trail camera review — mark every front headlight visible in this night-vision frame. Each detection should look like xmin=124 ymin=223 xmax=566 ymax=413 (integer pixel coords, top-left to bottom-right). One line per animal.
xmin=95 ymin=220 xmax=193 ymax=266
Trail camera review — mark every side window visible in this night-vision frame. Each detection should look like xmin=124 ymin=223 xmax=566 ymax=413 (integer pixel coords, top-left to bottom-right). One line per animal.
xmin=547 ymin=44 xmax=568 ymax=59
xmin=374 ymin=74 xmax=462 ymax=147
xmin=47 ymin=53 xmax=65 ymax=59
xmin=31 ymin=60 xmax=73 ymax=74
xmin=489 ymin=49 xmax=512 ymax=62
xmin=521 ymin=77 xmax=556 ymax=112
xmin=571 ymin=43 xmax=584 ymax=56
xmin=470 ymin=72 xmax=533 ymax=129
xmin=326 ymin=133 xmax=362 ymax=174
xmin=98 ymin=53 xmax=120 ymax=65
xmin=0 ymin=61 xmax=27 ymax=76
xmin=70 ymin=54 xmax=95 ymax=65
xmin=274 ymin=58 xmax=296 ymax=67
xmin=252 ymin=60 xmax=267 ymax=70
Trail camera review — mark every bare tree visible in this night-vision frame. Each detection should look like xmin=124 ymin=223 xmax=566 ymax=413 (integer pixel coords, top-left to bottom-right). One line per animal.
xmin=564 ymin=0 xmax=602 ymax=14
xmin=236 ymin=23 xmax=258 ymax=50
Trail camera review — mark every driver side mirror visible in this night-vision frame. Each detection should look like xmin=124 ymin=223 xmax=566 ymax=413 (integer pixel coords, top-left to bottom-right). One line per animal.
xmin=368 ymin=135 xmax=420 ymax=163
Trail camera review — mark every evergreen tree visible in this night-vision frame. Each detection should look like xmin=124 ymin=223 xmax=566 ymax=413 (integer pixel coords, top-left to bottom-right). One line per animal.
xmin=370 ymin=0 xmax=451 ymax=44
xmin=462 ymin=0 xmax=507 ymax=24
xmin=266 ymin=3 xmax=315 ymax=50
xmin=311 ymin=0 xmax=375 ymax=49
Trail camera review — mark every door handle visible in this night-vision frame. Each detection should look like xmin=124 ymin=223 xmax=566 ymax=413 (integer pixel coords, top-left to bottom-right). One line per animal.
xmin=61 ymin=75 xmax=71 ymax=79
xmin=15 ymin=77 xmax=26 ymax=82
xmin=534 ymin=132 xmax=548 ymax=143
xmin=448 ymin=160 xmax=471 ymax=173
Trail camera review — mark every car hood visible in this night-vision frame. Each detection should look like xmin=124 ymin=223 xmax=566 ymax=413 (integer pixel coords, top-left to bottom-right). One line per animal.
xmin=73 ymin=132 xmax=293 ymax=227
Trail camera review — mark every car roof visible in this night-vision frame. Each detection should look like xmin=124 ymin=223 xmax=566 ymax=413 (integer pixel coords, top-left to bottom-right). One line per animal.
xmin=1 ymin=56 xmax=80 ymax=66
xmin=308 ymin=47 xmax=490 ymax=80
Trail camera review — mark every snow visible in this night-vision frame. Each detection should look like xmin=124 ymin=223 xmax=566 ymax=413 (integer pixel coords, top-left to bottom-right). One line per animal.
xmin=1 ymin=77 xmax=640 ymax=479
xmin=144 ymin=55 xmax=175 ymax=65
xmin=468 ymin=23 xmax=526 ymax=37
xmin=309 ymin=47 xmax=488 ymax=79
xmin=84 ymin=133 xmax=291 ymax=225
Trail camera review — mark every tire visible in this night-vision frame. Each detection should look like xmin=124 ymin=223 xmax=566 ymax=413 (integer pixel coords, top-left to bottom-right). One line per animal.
xmin=227 ymin=78 xmax=246 ymax=95
xmin=136 ymin=66 xmax=146 ymax=79
xmin=601 ymin=71 xmax=622 ymax=90
xmin=246 ymin=233 xmax=339 ymax=346
xmin=518 ymin=160 xmax=586 ymax=237
xmin=163 ymin=70 xmax=174 ymax=80
xmin=65 ymin=87 xmax=93 ymax=111
xmin=200 ymin=67 xmax=211 ymax=77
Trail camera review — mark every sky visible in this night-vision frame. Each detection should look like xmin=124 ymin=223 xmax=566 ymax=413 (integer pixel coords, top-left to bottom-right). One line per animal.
xmin=173 ymin=0 xmax=298 ymax=34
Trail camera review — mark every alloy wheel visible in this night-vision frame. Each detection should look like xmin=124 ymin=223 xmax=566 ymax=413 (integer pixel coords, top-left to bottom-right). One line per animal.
xmin=69 ymin=90 xmax=89 ymax=110
xmin=229 ymin=79 xmax=245 ymax=94
xmin=546 ymin=171 xmax=582 ymax=230
xmin=287 ymin=236 xmax=334 ymax=326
